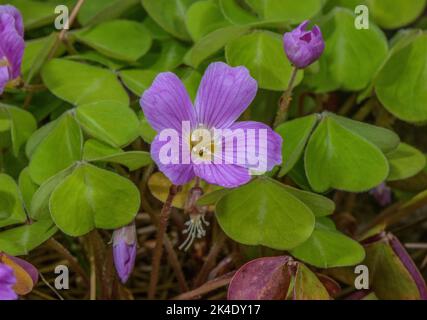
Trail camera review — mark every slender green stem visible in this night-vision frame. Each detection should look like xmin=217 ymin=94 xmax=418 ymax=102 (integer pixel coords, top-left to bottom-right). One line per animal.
xmin=273 ymin=67 xmax=299 ymax=128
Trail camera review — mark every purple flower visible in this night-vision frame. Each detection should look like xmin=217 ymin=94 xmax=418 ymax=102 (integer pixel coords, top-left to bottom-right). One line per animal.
xmin=369 ymin=182 xmax=392 ymax=207
xmin=283 ymin=20 xmax=325 ymax=69
xmin=0 ymin=5 xmax=24 ymax=94
xmin=113 ymin=223 xmax=137 ymax=283
xmin=0 ymin=262 xmax=17 ymax=300
xmin=140 ymin=62 xmax=283 ymax=188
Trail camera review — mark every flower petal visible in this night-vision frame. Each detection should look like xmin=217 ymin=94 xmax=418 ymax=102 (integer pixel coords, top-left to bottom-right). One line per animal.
xmin=151 ymin=133 xmax=195 ymax=185
xmin=194 ymin=163 xmax=251 ymax=188
xmin=0 ymin=66 xmax=9 ymax=94
xmin=0 ymin=5 xmax=24 ymax=37
xmin=0 ymin=13 xmax=25 ymax=79
xmin=0 ymin=263 xmax=17 ymax=300
xmin=113 ymin=242 xmax=136 ymax=283
xmin=140 ymin=72 xmax=196 ymax=132
xmin=195 ymin=62 xmax=257 ymax=129
xmin=226 ymin=121 xmax=283 ymax=172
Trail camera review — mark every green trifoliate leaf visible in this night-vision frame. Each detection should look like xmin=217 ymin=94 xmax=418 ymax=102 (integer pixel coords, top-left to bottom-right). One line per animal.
xmin=83 ymin=139 xmax=152 ymax=171
xmin=226 ymin=31 xmax=303 ymax=91
xmin=0 ymin=218 xmax=57 ymax=256
xmin=75 ymin=20 xmax=152 ymax=62
xmin=386 ymin=143 xmax=426 ymax=181
xmin=28 ymin=113 xmax=83 ymax=185
xmin=41 ymin=59 xmax=129 ymax=106
xmin=75 ymin=101 xmax=140 ymax=148
xmin=0 ymin=174 xmax=26 ymax=227
xmin=141 ymin=0 xmax=197 ymax=41
xmin=366 ymin=0 xmax=427 ymax=29
xmin=215 ymin=177 xmax=316 ymax=250
xmin=305 ymin=8 xmax=388 ymax=92
xmin=375 ymin=31 xmax=427 ymax=123
xmin=291 ymin=217 xmax=365 ymax=268
xmin=276 ymin=114 xmax=318 ymax=176
xmin=49 ymin=163 xmax=140 ymax=236
xmin=304 ymin=115 xmax=390 ymax=192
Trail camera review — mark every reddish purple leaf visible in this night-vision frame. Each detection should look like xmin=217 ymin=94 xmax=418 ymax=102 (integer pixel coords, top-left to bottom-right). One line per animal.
xmin=228 ymin=256 xmax=291 ymax=300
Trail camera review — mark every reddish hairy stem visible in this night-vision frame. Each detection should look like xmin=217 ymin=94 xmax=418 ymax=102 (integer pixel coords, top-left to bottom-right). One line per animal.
xmin=273 ymin=67 xmax=299 ymax=128
xmin=194 ymin=230 xmax=227 ymax=287
xmin=173 ymin=272 xmax=235 ymax=300
xmin=140 ymin=191 xmax=189 ymax=294
xmin=148 ymin=185 xmax=182 ymax=299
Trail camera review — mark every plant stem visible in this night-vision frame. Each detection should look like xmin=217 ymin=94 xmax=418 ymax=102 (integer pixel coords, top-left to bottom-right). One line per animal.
xmin=148 ymin=184 xmax=181 ymax=299
xmin=194 ymin=229 xmax=227 ymax=287
xmin=172 ymin=272 xmax=235 ymax=300
xmin=140 ymin=191 xmax=189 ymax=293
xmin=47 ymin=0 xmax=86 ymax=60
xmin=46 ymin=238 xmax=90 ymax=286
xmin=369 ymin=192 xmax=427 ymax=230
xmin=164 ymin=236 xmax=189 ymax=292
xmin=273 ymin=67 xmax=299 ymax=128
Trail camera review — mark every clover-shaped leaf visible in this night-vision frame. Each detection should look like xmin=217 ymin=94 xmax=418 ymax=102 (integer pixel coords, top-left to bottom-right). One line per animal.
xmin=291 ymin=217 xmax=365 ymax=268
xmin=304 ymin=114 xmax=391 ymax=192
xmin=366 ymin=0 xmax=427 ymax=29
xmin=75 ymin=20 xmax=152 ymax=62
xmin=245 ymin=0 xmax=322 ymax=24
xmin=186 ymin=0 xmax=230 ymax=41
xmin=375 ymin=31 xmax=427 ymax=122
xmin=185 ymin=25 xmax=250 ymax=68
xmin=78 ymin=0 xmax=139 ymax=26
xmin=83 ymin=139 xmax=152 ymax=171
xmin=305 ymin=8 xmax=388 ymax=92
xmin=41 ymin=59 xmax=129 ymax=106
xmin=386 ymin=143 xmax=426 ymax=181
xmin=0 ymin=104 xmax=37 ymax=157
xmin=49 ymin=163 xmax=140 ymax=236
xmin=28 ymin=113 xmax=83 ymax=185
xmin=141 ymin=0 xmax=197 ymax=41
xmin=75 ymin=101 xmax=140 ymax=147
xmin=215 ymin=177 xmax=318 ymax=250
xmin=0 ymin=174 xmax=26 ymax=227
xmin=0 ymin=219 xmax=57 ymax=256
xmin=276 ymin=114 xmax=317 ymax=176
xmin=119 ymin=69 xmax=157 ymax=96
xmin=226 ymin=31 xmax=303 ymax=91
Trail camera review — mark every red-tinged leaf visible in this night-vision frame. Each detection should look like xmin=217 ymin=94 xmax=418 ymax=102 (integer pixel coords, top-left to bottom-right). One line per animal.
xmin=346 ymin=290 xmax=378 ymax=300
xmin=228 ymin=256 xmax=331 ymax=300
xmin=7 ymin=255 xmax=38 ymax=286
xmin=291 ymin=263 xmax=330 ymax=300
xmin=317 ymin=273 xmax=341 ymax=298
xmin=228 ymin=256 xmax=291 ymax=300
xmin=363 ymin=232 xmax=426 ymax=300
xmin=388 ymin=234 xmax=427 ymax=299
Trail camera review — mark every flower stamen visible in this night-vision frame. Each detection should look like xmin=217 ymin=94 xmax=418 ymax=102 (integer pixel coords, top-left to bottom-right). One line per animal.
xmin=179 ymin=214 xmax=210 ymax=251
